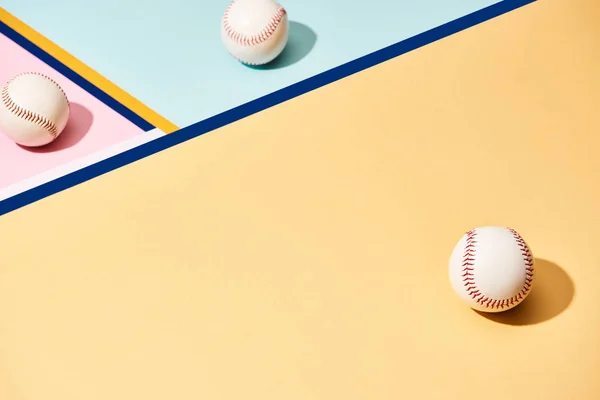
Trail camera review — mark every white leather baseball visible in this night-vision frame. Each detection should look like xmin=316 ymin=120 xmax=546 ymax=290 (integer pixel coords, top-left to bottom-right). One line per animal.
xmin=221 ymin=0 xmax=289 ymax=65
xmin=0 ymin=72 xmax=70 ymax=147
xmin=449 ymin=226 xmax=535 ymax=313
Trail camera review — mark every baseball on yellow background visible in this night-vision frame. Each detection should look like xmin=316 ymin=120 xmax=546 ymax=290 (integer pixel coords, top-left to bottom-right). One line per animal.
xmin=221 ymin=0 xmax=289 ymax=65
xmin=448 ymin=226 xmax=535 ymax=313
xmin=0 ymin=72 xmax=70 ymax=147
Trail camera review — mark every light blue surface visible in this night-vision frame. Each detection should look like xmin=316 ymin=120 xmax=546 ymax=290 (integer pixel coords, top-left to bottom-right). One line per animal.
xmin=3 ymin=0 xmax=500 ymax=128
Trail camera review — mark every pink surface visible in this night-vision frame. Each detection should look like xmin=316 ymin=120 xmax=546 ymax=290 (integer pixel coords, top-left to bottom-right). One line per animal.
xmin=0 ymin=33 xmax=146 ymax=188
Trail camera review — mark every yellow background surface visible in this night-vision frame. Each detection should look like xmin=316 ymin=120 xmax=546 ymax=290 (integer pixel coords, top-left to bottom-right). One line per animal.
xmin=1 ymin=0 xmax=599 ymax=399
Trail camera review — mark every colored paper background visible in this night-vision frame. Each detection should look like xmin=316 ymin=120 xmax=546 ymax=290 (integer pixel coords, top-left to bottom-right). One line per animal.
xmin=1 ymin=0 xmax=500 ymax=127
xmin=1 ymin=1 xmax=599 ymax=399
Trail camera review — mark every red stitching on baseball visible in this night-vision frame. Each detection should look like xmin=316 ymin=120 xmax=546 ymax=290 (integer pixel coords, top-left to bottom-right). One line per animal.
xmin=1 ymin=72 xmax=69 ymax=138
xmin=222 ymin=0 xmax=287 ymax=47
xmin=461 ymin=228 xmax=534 ymax=310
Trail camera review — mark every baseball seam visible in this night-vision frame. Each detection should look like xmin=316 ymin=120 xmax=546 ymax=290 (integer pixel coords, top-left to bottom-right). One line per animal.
xmin=461 ymin=228 xmax=534 ymax=310
xmin=0 ymin=72 xmax=69 ymax=139
xmin=222 ymin=0 xmax=287 ymax=47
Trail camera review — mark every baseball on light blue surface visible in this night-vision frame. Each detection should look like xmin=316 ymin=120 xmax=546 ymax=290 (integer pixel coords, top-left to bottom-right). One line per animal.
xmin=1 ymin=0 xmax=501 ymax=128
xmin=221 ymin=0 xmax=289 ymax=66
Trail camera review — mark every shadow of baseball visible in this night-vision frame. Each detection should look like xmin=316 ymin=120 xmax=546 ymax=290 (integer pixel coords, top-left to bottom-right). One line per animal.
xmin=475 ymin=258 xmax=575 ymax=325
xmin=248 ymin=21 xmax=317 ymax=69
xmin=19 ymin=102 xmax=93 ymax=153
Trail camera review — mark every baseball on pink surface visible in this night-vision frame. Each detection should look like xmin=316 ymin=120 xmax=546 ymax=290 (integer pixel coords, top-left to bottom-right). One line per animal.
xmin=448 ymin=226 xmax=535 ymax=313
xmin=221 ymin=0 xmax=289 ymax=65
xmin=0 ymin=72 xmax=70 ymax=147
